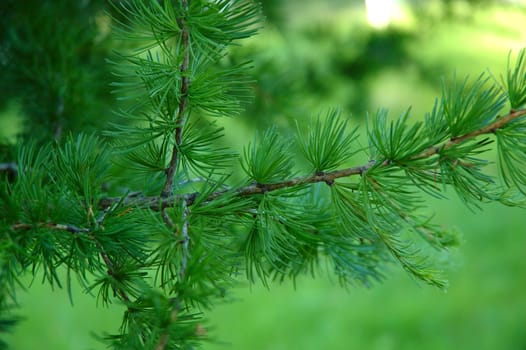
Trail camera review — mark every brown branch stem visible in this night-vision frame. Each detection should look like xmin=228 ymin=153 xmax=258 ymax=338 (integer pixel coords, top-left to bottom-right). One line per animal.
xmin=161 ymin=0 xmax=191 ymax=198
xmin=414 ymin=108 xmax=526 ymax=159
xmin=98 ymin=108 xmax=526 ymax=212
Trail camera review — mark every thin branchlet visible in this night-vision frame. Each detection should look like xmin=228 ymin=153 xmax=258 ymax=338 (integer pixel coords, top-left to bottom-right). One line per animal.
xmin=180 ymin=202 xmax=190 ymax=279
xmin=92 ymin=236 xmax=132 ymax=303
xmin=10 ymin=222 xmax=91 ymax=234
xmin=10 ymin=221 xmax=132 ymax=303
xmin=414 ymin=108 xmax=526 ymax=159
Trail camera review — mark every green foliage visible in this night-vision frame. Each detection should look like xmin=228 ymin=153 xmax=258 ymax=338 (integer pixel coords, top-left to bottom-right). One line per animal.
xmin=367 ymin=108 xmax=428 ymax=161
xmin=0 ymin=301 xmax=19 ymax=350
xmin=243 ymin=190 xmax=320 ymax=286
xmin=0 ymin=0 xmax=113 ymax=140
xmin=241 ymin=128 xmax=294 ymax=183
xmin=104 ymin=289 xmax=204 ymax=350
xmin=179 ymin=121 xmax=236 ymax=178
xmin=1 ymin=1 xmax=526 ymax=349
xmin=438 ymin=138 xmax=496 ymax=205
xmin=441 ymin=74 xmax=507 ymax=136
xmin=53 ymin=134 xmax=110 ymax=205
xmin=505 ymin=49 xmax=526 ymax=109
xmin=496 ymin=118 xmax=526 ymax=194
xmin=297 ymin=109 xmax=359 ymax=173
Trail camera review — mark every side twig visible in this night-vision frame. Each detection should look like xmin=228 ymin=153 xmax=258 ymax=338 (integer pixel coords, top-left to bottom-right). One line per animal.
xmin=180 ymin=202 xmax=190 ymax=279
xmin=10 ymin=221 xmax=131 ymax=303
xmin=11 ymin=222 xmax=90 ymax=233
xmin=414 ymin=108 xmax=526 ymax=159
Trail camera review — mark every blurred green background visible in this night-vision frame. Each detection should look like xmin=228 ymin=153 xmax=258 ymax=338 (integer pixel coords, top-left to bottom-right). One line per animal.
xmin=2 ymin=0 xmax=526 ymax=349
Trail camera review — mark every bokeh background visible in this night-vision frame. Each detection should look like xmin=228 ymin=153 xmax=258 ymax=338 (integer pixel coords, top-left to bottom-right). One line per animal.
xmin=2 ymin=0 xmax=526 ymax=349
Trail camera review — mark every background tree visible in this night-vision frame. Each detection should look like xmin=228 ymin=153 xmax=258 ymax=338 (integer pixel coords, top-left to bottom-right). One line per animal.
xmin=1 ymin=1 xmax=526 ymax=349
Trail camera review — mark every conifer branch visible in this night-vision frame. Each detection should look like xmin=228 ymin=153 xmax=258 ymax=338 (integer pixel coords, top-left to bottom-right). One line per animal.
xmin=94 ymin=241 xmax=132 ymax=303
xmin=10 ymin=221 xmax=132 ymax=303
xmin=97 ymin=107 xmax=526 ymax=212
xmin=3 ymin=1 xmax=526 ymax=348
xmin=414 ymin=108 xmax=526 ymax=159
xmin=161 ymin=0 xmax=191 ymax=198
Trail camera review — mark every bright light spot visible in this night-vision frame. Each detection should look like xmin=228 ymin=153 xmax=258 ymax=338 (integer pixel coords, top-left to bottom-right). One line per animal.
xmin=365 ymin=0 xmax=396 ymax=29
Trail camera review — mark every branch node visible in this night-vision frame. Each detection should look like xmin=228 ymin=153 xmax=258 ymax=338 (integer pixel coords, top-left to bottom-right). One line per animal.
xmin=256 ymin=183 xmax=269 ymax=193
xmin=324 ymin=179 xmax=335 ymax=186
